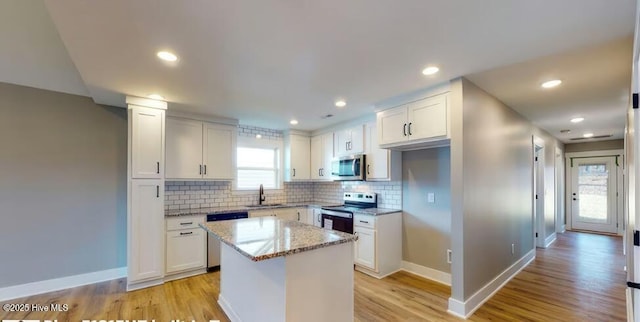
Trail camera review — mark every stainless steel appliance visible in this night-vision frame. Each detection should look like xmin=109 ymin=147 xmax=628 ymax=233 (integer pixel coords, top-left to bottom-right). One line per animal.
xmin=321 ymin=192 xmax=377 ymax=234
xmin=331 ymin=154 xmax=366 ymax=181
xmin=206 ymin=211 xmax=248 ymax=270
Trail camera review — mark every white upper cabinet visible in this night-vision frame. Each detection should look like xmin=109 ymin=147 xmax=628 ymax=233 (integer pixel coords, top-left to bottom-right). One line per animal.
xmin=377 ymin=93 xmax=449 ymax=149
xmin=365 ymin=122 xmax=401 ymax=181
xmin=284 ymin=134 xmax=311 ymax=181
xmin=165 ymin=118 xmax=203 ymax=179
xmin=203 ymin=123 xmax=236 ymax=180
xmin=334 ymin=125 xmax=364 ymax=157
xmin=311 ymin=132 xmax=334 ymax=180
xmin=130 ymin=106 xmax=164 ymax=178
xmin=165 ymin=117 xmax=237 ymax=180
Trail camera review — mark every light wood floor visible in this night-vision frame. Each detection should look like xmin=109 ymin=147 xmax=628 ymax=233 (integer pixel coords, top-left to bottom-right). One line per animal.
xmin=1 ymin=231 xmax=626 ymax=321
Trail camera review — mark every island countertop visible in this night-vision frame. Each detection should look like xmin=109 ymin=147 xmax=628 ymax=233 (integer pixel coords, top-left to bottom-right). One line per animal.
xmin=200 ymin=217 xmax=357 ymax=262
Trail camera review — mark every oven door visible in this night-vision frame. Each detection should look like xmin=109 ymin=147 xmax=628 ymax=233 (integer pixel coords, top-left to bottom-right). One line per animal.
xmin=321 ymin=209 xmax=354 ymax=234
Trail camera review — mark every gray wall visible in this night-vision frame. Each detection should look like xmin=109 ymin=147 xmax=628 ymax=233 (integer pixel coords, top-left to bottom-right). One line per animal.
xmin=402 ymin=147 xmax=451 ymax=273
xmin=450 ymin=78 xmax=563 ymax=301
xmin=564 ymin=139 xmax=623 ymax=153
xmin=0 ymin=82 xmax=127 ymax=287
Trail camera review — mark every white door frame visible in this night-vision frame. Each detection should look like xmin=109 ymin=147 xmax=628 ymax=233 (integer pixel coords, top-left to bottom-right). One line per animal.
xmin=565 ymin=149 xmax=624 ymax=235
xmin=533 ymin=136 xmax=545 ymax=248
xmin=556 ymin=147 xmax=565 ymax=233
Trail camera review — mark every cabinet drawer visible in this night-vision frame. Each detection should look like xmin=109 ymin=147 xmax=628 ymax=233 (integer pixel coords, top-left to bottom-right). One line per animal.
xmin=354 ymin=214 xmax=375 ymax=229
xmin=166 ymin=215 xmax=204 ymax=231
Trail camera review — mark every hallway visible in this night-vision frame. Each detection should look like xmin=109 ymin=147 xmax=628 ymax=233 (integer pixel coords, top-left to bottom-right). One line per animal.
xmin=471 ymin=231 xmax=626 ymax=320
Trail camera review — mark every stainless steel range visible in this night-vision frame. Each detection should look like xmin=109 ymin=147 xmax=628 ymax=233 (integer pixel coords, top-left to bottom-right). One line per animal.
xmin=320 ymin=192 xmax=377 ymax=234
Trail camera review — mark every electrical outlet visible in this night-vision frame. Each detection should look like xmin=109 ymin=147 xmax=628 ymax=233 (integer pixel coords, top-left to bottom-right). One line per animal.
xmin=447 ymin=249 xmax=452 ymax=264
xmin=511 ymin=243 xmax=515 ymax=255
xmin=427 ymin=193 xmax=435 ymax=203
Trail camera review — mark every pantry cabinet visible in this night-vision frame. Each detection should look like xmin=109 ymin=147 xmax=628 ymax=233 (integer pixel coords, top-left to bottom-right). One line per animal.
xmin=284 ymin=134 xmax=311 ymax=181
xmin=334 ymin=125 xmax=364 ymax=157
xmin=311 ymin=132 xmax=334 ymax=180
xmin=165 ymin=117 xmax=237 ymax=180
xmin=377 ymin=93 xmax=449 ymax=149
xmin=127 ymin=98 xmax=167 ymax=291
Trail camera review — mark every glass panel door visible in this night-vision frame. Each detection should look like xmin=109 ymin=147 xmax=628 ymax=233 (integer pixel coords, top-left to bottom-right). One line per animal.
xmin=571 ymin=156 xmax=617 ymax=234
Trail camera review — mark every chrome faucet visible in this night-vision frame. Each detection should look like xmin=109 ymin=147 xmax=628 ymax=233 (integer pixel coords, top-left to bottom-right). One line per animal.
xmin=259 ymin=184 xmax=266 ymax=205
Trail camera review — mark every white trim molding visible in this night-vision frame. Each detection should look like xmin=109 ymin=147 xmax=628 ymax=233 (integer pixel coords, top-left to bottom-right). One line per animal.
xmin=0 ymin=267 xmax=126 ymax=301
xmin=401 ymin=261 xmax=451 ymax=286
xmin=447 ymin=250 xmax=535 ymax=318
xmin=544 ymin=232 xmax=557 ymax=248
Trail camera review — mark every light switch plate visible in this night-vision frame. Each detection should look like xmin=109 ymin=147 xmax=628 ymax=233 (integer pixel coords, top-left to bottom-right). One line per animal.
xmin=427 ymin=193 xmax=435 ymax=203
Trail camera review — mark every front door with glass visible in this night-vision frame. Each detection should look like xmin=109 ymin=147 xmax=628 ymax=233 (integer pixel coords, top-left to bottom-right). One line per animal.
xmin=570 ymin=156 xmax=618 ymax=234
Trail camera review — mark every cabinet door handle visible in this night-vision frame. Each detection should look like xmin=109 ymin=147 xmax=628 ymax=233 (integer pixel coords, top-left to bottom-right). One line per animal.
xmin=403 ymin=123 xmax=407 ymax=136
xmin=156 ymin=162 xmax=160 ymax=174
xmin=156 ymin=185 xmax=159 ymax=198
xmin=199 ymin=165 xmax=202 ymax=175
xmin=180 ymin=231 xmax=193 ymax=236
xmin=408 ymin=122 xmax=412 ymax=136
xmin=359 ymin=220 xmax=369 ymax=224
xmin=297 ymin=212 xmax=300 ymax=221
xmin=319 ymin=168 xmax=322 ymax=177
xmin=367 ymin=164 xmax=370 ymax=175
xmin=293 ymin=168 xmax=296 ymax=177
xmin=204 ymin=165 xmax=207 ymax=175
xmin=180 ymin=222 xmax=193 ymax=225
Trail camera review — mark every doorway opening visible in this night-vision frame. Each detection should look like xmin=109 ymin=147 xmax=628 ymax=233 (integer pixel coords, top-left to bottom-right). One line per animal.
xmin=533 ymin=137 xmax=545 ymax=248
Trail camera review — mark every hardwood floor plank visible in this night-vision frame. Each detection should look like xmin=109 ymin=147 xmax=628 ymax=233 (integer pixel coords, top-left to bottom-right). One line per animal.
xmin=0 ymin=231 xmax=626 ymax=321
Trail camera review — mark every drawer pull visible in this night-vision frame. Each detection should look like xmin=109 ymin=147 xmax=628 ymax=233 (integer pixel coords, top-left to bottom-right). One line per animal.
xmin=180 ymin=231 xmax=193 ymax=236
xmin=359 ymin=220 xmax=369 ymax=224
xmin=180 ymin=222 xmax=193 ymax=225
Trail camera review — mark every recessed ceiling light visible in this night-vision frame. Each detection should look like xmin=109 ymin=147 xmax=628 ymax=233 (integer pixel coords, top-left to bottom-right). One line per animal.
xmin=157 ymin=51 xmax=178 ymax=62
xmin=583 ymin=133 xmax=594 ymax=138
xmin=255 ymin=134 xmax=262 ymax=139
xmin=335 ymin=100 xmax=347 ymax=107
xmin=422 ymin=66 xmax=440 ymax=75
xmin=290 ymin=120 xmax=298 ymax=125
xmin=570 ymin=117 xmax=584 ymax=123
xmin=148 ymin=94 xmax=165 ymax=100
xmin=541 ymin=79 xmax=562 ymax=88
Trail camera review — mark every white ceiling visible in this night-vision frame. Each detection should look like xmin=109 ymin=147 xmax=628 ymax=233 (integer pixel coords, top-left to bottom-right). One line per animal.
xmin=1 ymin=1 xmax=636 ymax=138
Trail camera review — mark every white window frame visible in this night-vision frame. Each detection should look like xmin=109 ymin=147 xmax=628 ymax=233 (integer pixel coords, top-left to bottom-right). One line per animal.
xmin=234 ymin=136 xmax=284 ymax=192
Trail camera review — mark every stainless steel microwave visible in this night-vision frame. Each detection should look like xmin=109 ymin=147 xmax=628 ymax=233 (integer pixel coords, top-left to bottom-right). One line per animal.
xmin=331 ymin=154 xmax=365 ymax=181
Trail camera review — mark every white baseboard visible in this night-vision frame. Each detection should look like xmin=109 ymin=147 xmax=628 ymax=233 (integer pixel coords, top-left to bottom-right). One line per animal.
xmin=401 ymin=261 xmax=451 ymax=286
xmin=126 ymin=277 xmax=164 ymax=291
xmin=164 ymin=268 xmax=207 ymax=282
xmin=0 ymin=267 xmax=126 ymax=301
xmin=544 ymin=232 xmax=557 ymax=248
xmin=218 ymin=294 xmax=241 ymax=322
xmin=447 ymin=249 xmax=535 ymax=318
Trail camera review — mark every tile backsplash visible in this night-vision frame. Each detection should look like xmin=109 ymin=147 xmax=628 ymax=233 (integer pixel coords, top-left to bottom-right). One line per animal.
xmin=314 ymin=181 xmax=402 ymax=209
xmin=165 ymin=180 xmax=401 ymax=210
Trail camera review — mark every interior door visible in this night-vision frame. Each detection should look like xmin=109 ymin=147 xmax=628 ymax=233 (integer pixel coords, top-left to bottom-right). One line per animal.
xmin=571 ymin=156 xmax=618 ymax=234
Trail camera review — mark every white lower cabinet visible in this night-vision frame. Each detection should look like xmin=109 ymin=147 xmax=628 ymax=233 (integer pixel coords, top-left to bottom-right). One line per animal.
xmin=128 ymin=180 xmax=165 ymax=284
xmin=311 ymin=207 xmax=323 ymax=227
xmin=354 ymin=226 xmax=376 ymax=270
xmin=165 ymin=215 xmax=206 ymax=276
xmin=353 ymin=212 xmax=402 ymax=278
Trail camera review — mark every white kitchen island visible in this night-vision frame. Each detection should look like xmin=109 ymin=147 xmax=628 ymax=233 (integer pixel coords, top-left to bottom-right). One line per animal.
xmin=200 ymin=217 xmax=357 ymax=322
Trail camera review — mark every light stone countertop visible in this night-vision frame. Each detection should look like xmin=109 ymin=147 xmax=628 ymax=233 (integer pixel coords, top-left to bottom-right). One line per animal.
xmin=165 ymin=201 xmax=341 ymax=217
xmin=355 ymin=208 xmax=402 ymax=216
xmin=200 ymin=217 xmax=357 ymax=261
